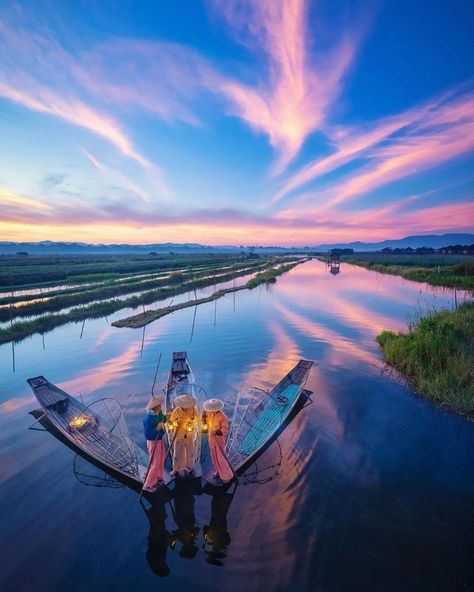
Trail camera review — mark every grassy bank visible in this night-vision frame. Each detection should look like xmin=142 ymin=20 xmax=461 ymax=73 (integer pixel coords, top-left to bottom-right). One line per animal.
xmin=247 ymin=260 xmax=307 ymax=288
xmin=0 ymin=252 xmax=245 ymax=289
xmin=0 ymin=257 xmax=301 ymax=344
xmin=377 ymin=301 xmax=474 ymax=416
xmin=343 ymin=254 xmax=474 ymax=290
xmin=0 ymin=259 xmax=267 ymax=322
xmin=113 ymin=258 xmax=308 ymax=329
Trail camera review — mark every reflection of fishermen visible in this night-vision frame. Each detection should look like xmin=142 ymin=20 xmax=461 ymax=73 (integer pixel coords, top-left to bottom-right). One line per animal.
xmin=203 ymin=491 xmax=233 ymax=566
xmin=170 ymin=394 xmax=198 ymax=477
xmin=171 ymin=479 xmax=200 ymax=559
xmin=203 ymin=398 xmax=234 ymax=482
xmin=143 ymin=490 xmax=173 ymax=577
xmin=143 ymin=395 xmax=167 ymax=492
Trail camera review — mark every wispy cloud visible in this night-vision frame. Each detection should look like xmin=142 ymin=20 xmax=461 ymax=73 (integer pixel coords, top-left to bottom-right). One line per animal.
xmin=81 ymin=149 xmax=153 ymax=203
xmin=211 ymin=0 xmax=360 ymax=172
xmin=0 ymin=187 xmax=52 ymax=211
xmin=273 ymin=88 xmax=474 ymax=207
xmin=2 ymin=190 xmax=472 ymax=246
xmin=0 ymin=18 xmax=154 ymax=169
xmin=0 ymin=2 xmax=361 ymax=177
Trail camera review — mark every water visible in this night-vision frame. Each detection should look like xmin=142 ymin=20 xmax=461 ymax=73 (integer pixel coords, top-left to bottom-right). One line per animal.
xmin=1 ymin=260 xmax=473 ymax=592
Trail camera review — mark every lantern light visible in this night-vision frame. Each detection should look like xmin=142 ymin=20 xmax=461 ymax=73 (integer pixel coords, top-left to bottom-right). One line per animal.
xmin=69 ymin=415 xmax=91 ymax=430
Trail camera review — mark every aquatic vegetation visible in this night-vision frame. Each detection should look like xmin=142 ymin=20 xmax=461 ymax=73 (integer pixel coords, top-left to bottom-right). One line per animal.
xmin=246 ymin=260 xmax=305 ymax=289
xmin=344 ymin=255 xmax=474 ymax=289
xmin=113 ymin=259 xmax=308 ymax=328
xmin=0 ymin=259 xmax=266 ymax=322
xmin=0 ymin=258 xmax=298 ymax=344
xmin=377 ymin=301 xmax=474 ymax=416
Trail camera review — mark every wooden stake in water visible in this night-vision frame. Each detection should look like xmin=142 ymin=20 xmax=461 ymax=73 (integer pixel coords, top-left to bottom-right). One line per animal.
xmin=80 ymin=319 xmax=86 ymax=339
xmin=140 ymin=325 xmax=146 ymax=358
xmin=9 ymin=286 xmax=15 ymax=372
xmin=190 ymin=305 xmax=197 ymax=343
xmin=151 ymin=352 xmax=162 ymax=396
xmin=454 ymin=287 xmax=458 ymax=311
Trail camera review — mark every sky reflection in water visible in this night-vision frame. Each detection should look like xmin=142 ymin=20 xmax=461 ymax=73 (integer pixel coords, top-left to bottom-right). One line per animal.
xmin=0 ymin=260 xmax=473 ymax=591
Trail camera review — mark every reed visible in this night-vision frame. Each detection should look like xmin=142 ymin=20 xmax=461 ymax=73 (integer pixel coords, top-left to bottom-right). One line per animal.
xmin=343 ymin=256 xmax=474 ymax=289
xmin=0 ymin=258 xmax=297 ymax=344
xmin=377 ymin=301 xmax=474 ymax=416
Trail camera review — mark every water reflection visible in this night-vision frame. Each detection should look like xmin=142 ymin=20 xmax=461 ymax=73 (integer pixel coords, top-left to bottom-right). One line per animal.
xmin=143 ymin=489 xmax=173 ymax=577
xmin=203 ymin=487 xmax=235 ymax=566
xmin=1 ymin=260 xmax=473 ymax=591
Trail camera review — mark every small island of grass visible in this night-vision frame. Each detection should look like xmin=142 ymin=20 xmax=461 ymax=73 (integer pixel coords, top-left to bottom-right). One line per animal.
xmin=377 ymin=301 xmax=474 ymax=417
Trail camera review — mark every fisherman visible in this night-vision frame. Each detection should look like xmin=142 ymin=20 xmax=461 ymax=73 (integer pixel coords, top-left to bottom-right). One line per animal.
xmin=142 ymin=394 xmax=167 ymax=492
xmin=169 ymin=393 xmax=198 ymax=477
xmin=203 ymin=398 xmax=234 ymax=482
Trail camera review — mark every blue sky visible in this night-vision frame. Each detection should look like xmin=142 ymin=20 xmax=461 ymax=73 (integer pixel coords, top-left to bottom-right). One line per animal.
xmin=0 ymin=0 xmax=473 ymax=245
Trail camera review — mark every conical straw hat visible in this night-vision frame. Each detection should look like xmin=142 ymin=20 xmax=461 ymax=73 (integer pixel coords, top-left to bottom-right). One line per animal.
xmin=145 ymin=394 xmax=165 ymax=411
xmin=174 ymin=393 xmax=196 ymax=408
xmin=203 ymin=398 xmax=224 ymax=412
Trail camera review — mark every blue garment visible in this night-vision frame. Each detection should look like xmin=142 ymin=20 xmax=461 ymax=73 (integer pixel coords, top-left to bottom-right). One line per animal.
xmin=143 ymin=410 xmax=166 ymax=441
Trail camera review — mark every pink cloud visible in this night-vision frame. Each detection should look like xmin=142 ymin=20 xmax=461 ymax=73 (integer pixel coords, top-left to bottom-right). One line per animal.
xmin=0 ymin=2 xmax=362 ymax=176
xmin=0 ymin=18 xmax=155 ymax=169
xmin=276 ymin=89 xmax=474 ymax=212
xmin=271 ymin=88 xmax=469 ymax=204
xmin=1 ymin=189 xmax=472 ymax=245
xmin=212 ymin=0 xmax=360 ymax=172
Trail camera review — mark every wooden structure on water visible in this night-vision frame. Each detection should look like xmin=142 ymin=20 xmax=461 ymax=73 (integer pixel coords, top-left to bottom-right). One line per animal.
xmin=225 ymin=359 xmax=313 ymax=475
xmin=27 ymin=376 xmax=148 ymax=485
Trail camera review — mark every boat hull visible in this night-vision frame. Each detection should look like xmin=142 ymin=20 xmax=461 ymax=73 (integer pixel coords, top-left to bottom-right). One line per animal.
xmin=27 ymin=376 xmax=147 ymax=484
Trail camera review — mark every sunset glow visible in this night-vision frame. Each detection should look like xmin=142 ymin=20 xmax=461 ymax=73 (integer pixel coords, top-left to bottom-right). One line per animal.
xmin=1 ymin=1 xmax=473 ymax=245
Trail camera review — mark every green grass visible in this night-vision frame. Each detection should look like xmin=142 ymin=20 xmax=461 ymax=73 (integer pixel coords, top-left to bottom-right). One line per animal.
xmin=343 ymin=255 xmax=474 ymax=289
xmin=0 ymin=257 xmax=298 ymax=344
xmin=377 ymin=301 xmax=474 ymax=416
xmin=246 ymin=260 xmax=305 ymax=288
xmin=0 ymin=259 xmax=268 ymax=322
xmin=0 ymin=252 xmax=246 ymax=289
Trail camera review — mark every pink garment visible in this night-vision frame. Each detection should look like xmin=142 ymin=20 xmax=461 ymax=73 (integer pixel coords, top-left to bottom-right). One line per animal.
xmin=208 ymin=411 xmax=234 ymax=482
xmin=144 ymin=439 xmax=165 ymax=490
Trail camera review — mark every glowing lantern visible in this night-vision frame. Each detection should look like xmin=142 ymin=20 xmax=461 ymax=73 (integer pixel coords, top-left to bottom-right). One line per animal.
xmin=69 ymin=415 xmax=91 ymax=430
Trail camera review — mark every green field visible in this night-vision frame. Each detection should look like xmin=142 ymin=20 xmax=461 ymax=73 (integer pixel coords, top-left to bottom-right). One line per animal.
xmin=0 ymin=253 xmax=302 ymax=344
xmin=342 ymin=253 xmax=474 ymax=289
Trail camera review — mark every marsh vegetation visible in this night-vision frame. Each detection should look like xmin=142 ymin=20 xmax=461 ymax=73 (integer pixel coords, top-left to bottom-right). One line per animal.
xmin=0 ymin=253 xmax=304 ymax=344
xmin=377 ymin=301 xmax=474 ymax=416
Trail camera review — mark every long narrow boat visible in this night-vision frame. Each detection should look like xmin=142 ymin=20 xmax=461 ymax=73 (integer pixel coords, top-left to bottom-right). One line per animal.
xmin=164 ymin=352 xmax=206 ymax=477
xmin=225 ymin=359 xmax=313 ymax=475
xmin=27 ymin=376 xmax=148 ymax=485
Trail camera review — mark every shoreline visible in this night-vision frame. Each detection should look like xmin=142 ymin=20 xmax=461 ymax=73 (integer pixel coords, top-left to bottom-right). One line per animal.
xmin=112 ymin=259 xmax=309 ymax=329
xmin=377 ymin=301 xmax=474 ymax=418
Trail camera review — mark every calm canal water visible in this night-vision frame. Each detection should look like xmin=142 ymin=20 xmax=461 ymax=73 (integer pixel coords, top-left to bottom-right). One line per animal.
xmin=1 ymin=259 xmax=473 ymax=592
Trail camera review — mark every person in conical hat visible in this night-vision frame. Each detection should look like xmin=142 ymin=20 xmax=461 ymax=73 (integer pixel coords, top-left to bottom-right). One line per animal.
xmin=203 ymin=398 xmax=233 ymax=483
xmin=143 ymin=395 xmax=167 ymax=492
xmin=170 ymin=393 xmax=198 ymax=476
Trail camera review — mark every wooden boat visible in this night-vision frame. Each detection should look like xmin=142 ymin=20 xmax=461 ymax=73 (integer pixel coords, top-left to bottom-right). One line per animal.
xmin=27 ymin=376 xmax=148 ymax=485
xmin=164 ymin=352 xmax=206 ymax=477
xmin=225 ymin=359 xmax=313 ymax=475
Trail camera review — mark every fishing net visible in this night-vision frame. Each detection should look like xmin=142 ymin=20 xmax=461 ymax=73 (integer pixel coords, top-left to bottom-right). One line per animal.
xmin=70 ymin=397 xmax=145 ymax=479
xmin=73 ymin=454 xmax=124 ymax=488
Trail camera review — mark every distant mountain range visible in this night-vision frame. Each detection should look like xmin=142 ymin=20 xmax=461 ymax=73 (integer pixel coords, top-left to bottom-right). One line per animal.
xmin=0 ymin=233 xmax=473 ymax=254
xmin=313 ymin=233 xmax=474 ymax=252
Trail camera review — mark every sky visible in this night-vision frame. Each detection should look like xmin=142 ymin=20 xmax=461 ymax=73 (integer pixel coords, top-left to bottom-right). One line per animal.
xmin=0 ymin=0 xmax=473 ymax=246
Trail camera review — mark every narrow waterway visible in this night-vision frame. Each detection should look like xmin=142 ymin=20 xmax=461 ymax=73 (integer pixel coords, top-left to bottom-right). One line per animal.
xmin=0 ymin=259 xmax=473 ymax=592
